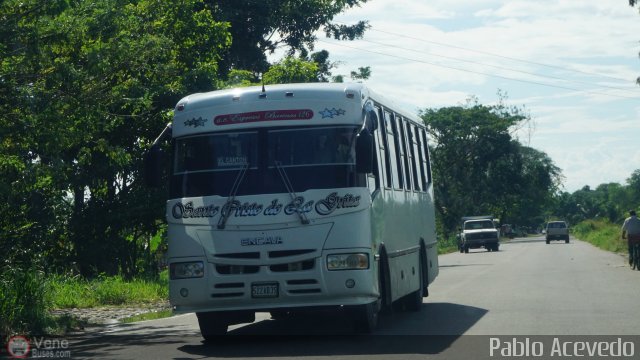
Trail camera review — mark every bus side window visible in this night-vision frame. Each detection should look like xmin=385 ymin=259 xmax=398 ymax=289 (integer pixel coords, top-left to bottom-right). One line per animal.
xmin=378 ymin=107 xmax=392 ymax=189
xmin=419 ymin=128 xmax=432 ymax=186
xmin=408 ymin=124 xmax=421 ymax=192
xmin=398 ymin=117 xmax=412 ymax=191
xmin=384 ymin=110 xmax=401 ymax=189
xmin=367 ymin=153 xmax=378 ymax=192
xmin=389 ymin=113 xmax=404 ymax=190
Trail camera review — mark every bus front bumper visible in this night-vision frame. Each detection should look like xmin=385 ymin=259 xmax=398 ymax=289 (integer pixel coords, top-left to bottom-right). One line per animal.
xmin=169 ymin=256 xmax=379 ymax=314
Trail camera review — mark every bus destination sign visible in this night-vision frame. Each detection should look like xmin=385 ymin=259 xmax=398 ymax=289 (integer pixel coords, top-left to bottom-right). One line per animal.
xmin=214 ymin=109 xmax=314 ymax=125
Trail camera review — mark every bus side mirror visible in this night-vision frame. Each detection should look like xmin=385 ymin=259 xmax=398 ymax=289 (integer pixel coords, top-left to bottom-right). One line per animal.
xmin=356 ymin=130 xmax=374 ymax=174
xmin=144 ymin=144 xmax=165 ymax=188
xmin=366 ymin=110 xmax=378 ymax=131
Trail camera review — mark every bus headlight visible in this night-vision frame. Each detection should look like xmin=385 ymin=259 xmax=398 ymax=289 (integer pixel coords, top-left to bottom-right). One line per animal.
xmin=327 ymin=253 xmax=369 ymax=270
xmin=170 ymin=261 xmax=205 ymax=279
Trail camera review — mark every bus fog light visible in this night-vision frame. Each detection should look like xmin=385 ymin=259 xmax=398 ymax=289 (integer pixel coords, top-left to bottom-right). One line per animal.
xmin=180 ymin=288 xmax=189 ymax=297
xmin=170 ymin=261 xmax=205 ymax=279
xmin=327 ymin=253 xmax=369 ymax=270
xmin=345 ymin=279 xmax=356 ymax=288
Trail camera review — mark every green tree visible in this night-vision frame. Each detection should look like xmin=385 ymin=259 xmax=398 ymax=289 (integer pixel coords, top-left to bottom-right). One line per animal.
xmin=508 ymin=146 xmax=562 ymax=227
xmin=551 ymin=174 xmax=639 ymax=226
xmin=209 ymin=0 xmax=370 ymax=75
xmin=626 ymin=169 xmax=640 ymax=208
xmin=263 ymin=57 xmax=319 ymax=84
xmin=0 ymin=0 xmax=231 ymax=276
xmin=350 ymin=66 xmax=372 ymax=80
xmin=420 ymin=96 xmax=561 ymax=235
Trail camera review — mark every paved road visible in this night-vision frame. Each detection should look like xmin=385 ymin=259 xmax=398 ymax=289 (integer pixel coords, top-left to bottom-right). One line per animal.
xmin=64 ymin=236 xmax=640 ymax=359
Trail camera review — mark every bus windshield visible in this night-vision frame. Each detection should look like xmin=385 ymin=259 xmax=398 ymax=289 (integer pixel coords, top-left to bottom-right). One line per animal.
xmin=171 ymin=126 xmax=362 ymax=198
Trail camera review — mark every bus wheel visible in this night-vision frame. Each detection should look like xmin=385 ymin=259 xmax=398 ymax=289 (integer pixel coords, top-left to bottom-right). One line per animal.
xmin=405 ymin=256 xmax=424 ymax=312
xmin=196 ymin=312 xmax=229 ymax=341
xmin=378 ymin=251 xmax=393 ymax=315
xmin=352 ymin=300 xmax=379 ymax=333
xmin=269 ymin=310 xmax=291 ymax=320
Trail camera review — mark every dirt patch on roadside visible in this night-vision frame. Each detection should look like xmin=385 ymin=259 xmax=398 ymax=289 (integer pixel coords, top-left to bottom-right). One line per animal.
xmin=50 ymin=301 xmax=171 ymax=325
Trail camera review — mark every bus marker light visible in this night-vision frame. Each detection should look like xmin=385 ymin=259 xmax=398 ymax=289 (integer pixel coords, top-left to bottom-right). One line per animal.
xmin=345 ymin=279 xmax=356 ymax=288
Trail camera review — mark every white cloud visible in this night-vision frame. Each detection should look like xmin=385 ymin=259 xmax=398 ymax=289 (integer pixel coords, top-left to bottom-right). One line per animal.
xmin=310 ymin=0 xmax=640 ymax=191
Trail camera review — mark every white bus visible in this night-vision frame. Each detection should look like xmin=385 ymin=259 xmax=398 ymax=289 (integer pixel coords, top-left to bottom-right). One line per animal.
xmin=145 ymin=83 xmax=439 ymax=339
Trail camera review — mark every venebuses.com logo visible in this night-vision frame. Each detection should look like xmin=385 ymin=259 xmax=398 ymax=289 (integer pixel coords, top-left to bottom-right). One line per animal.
xmin=6 ymin=336 xmax=30 ymax=358
xmin=5 ymin=335 xmax=71 ymax=359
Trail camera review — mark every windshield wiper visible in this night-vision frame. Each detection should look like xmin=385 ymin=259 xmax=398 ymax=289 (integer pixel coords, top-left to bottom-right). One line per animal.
xmin=217 ymin=163 xmax=250 ymax=229
xmin=274 ymin=161 xmax=310 ymax=225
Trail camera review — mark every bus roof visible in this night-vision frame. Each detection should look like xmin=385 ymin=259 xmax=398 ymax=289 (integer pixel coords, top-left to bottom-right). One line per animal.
xmin=171 ymin=83 xmax=423 ymax=137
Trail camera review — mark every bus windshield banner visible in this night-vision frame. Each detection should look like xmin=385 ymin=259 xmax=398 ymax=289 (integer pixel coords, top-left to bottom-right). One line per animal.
xmin=214 ymin=109 xmax=314 ymax=125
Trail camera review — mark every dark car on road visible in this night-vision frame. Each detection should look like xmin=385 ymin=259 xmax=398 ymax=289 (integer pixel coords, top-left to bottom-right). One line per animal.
xmin=545 ymin=221 xmax=569 ymax=244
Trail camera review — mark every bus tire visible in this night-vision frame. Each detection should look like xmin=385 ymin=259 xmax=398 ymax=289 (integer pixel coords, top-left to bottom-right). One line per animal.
xmin=352 ymin=300 xmax=379 ymax=333
xmin=421 ymin=244 xmax=429 ymax=297
xmin=404 ymin=255 xmax=424 ymax=312
xmin=378 ymin=249 xmax=393 ymax=314
xmin=196 ymin=312 xmax=229 ymax=341
xmin=269 ymin=310 xmax=291 ymax=320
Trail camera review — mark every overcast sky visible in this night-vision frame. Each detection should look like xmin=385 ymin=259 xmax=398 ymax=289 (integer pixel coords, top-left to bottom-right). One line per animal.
xmin=309 ymin=0 xmax=640 ymax=192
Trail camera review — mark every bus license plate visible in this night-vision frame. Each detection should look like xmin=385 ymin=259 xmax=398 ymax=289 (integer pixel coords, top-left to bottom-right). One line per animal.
xmin=251 ymin=283 xmax=279 ymax=298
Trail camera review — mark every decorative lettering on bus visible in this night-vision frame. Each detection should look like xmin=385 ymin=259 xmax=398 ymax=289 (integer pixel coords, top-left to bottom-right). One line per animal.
xmin=172 ymin=201 xmax=220 ymax=219
xmin=263 ymin=199 xmax=283 ymax=216
xmin=315 ymin=192 xmax=361 ymax=215
xmin=284 ymin=196 xmax=314 ymax=215
xmin=213 ymin=109 xmax=314 ymax=125
xmin=170 ymin=192 xmax=361 ymax=220
xmin=221 ymin=200 xmax=264 ymax=217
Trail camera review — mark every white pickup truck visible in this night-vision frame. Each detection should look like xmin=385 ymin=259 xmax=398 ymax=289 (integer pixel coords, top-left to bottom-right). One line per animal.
xmin=458 ymin=216 xmax=500 ymax=253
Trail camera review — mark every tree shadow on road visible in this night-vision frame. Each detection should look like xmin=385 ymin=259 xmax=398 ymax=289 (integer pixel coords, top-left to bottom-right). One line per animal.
xmin=68 ymin=303 xmax=487 ymax=358
xmin=178 ymin=302 xmax=488 ymax=357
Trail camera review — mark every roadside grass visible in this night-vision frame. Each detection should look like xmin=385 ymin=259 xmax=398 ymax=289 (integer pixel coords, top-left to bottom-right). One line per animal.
xmin=1 ymin=269 xmax=170 ymax=337
xmin=120 ymin=309 xmax=173 ymax=324
xmin=0 ymin=266 xmax=52 ymax=337
xmin=438 ymin=235 xmax=459 ymax=254
xmin=572 ymin=219 xmax=626 ymax=253
xmin=50 ymin=271 xmax=169 ymax=309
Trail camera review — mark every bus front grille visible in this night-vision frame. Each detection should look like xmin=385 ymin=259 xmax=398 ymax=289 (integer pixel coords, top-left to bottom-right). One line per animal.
xmin=216 ymin=264 xmax=260 ymax=274
xmin=268 ymin=249 xmax=315 ymax=258
xmin=270 ymin=259 xmax=315 ymax=272
xmin=214 ymin=252 xmax=260 ymax=259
